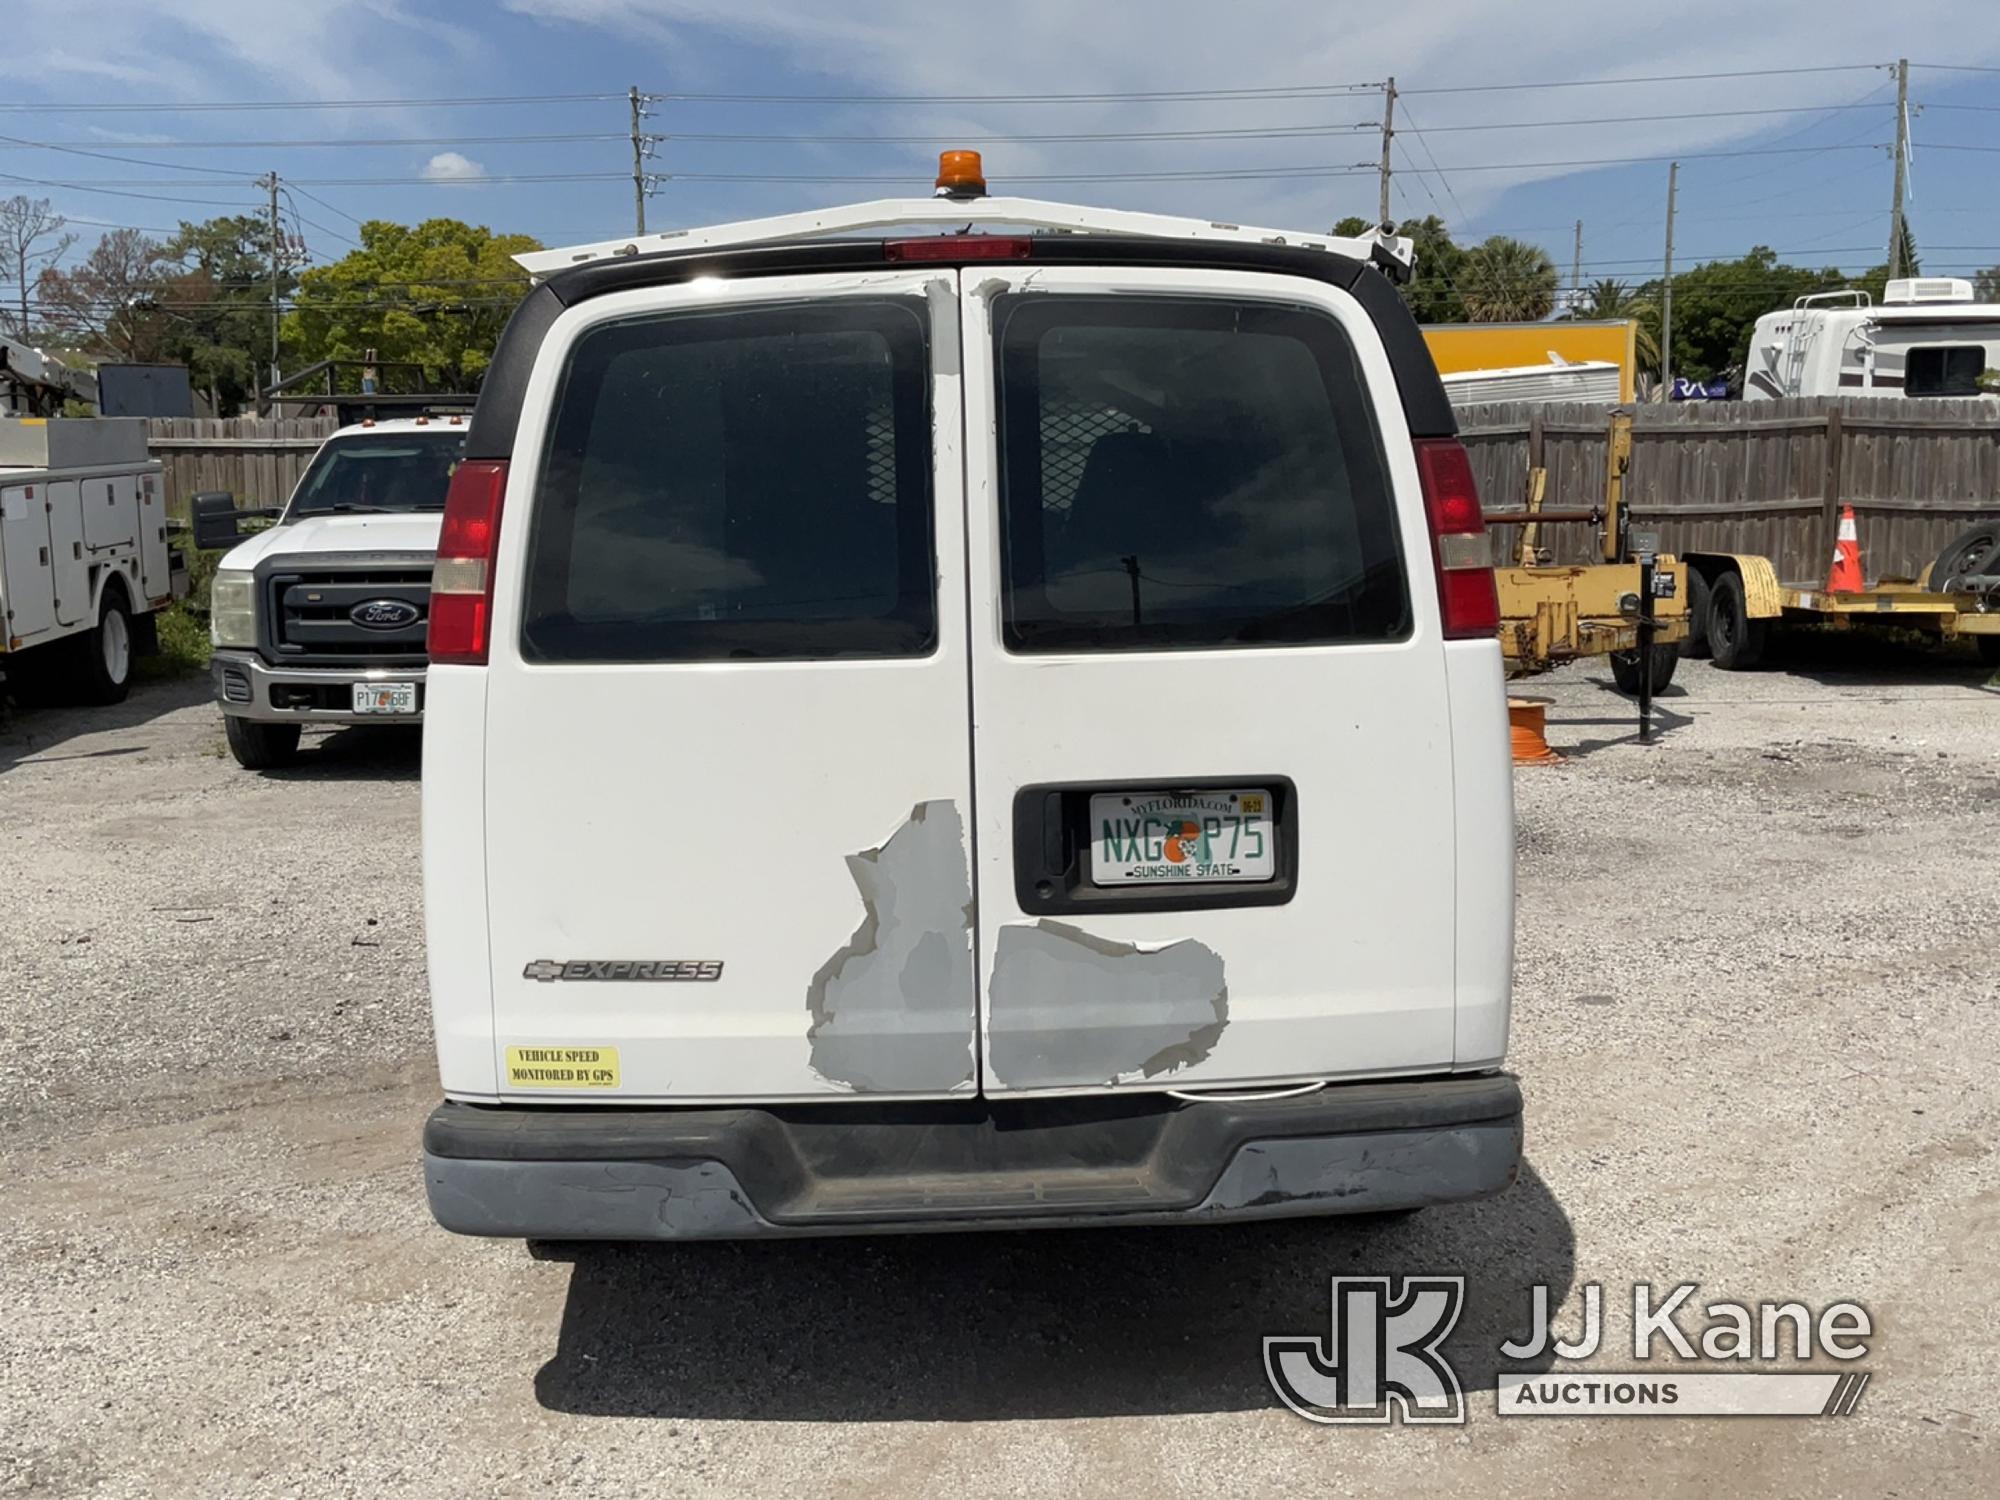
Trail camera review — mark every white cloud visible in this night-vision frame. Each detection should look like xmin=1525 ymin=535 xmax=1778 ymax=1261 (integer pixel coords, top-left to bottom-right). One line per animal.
xmin=422 ymin=151 xmax=487 ymax=183
xmin=0 ymin=1 xmax=481 ymax=109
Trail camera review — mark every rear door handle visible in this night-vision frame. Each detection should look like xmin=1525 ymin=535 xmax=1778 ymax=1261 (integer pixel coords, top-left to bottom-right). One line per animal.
xmin=1041 ymin=792 xmax=1067 ymax=876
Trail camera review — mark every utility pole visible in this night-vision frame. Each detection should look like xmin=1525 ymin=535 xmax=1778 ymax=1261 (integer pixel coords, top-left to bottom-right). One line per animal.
xmin=259 ymin=170 xmax=281 ymax=413
xmin=1887 ymin=57 xmax=1910 ymax=280
xmin=1571 ymin=219 xmax=1583 ymax=314
xmin=1660 ymin=161 xmax=1678 ymax=399
xmin=629 ymin=85 xmax=649 ymax=236
xmin=1377 ymin=76 xmax=1397 ymax=227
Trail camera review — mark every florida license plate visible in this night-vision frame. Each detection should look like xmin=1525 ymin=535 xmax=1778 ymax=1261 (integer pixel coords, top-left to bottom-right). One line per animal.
xmin=1088 ymin=789 xmax=1276 ymax=885
xmin=352 ymin=682 xmax=417 ymax=715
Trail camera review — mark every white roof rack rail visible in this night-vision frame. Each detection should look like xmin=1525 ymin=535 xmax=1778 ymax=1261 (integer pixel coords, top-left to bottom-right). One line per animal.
xmin=514 ymin=195 xmax=1415 ymax=281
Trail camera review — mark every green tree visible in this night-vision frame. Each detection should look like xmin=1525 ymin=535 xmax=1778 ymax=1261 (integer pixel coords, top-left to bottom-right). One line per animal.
xmin=1886 ymin=218 xmax=1920 ymax=281
xmin=0 ymin=195 xmax=74 ymax=336
xmin=1634 ymin=247 xmax=1849 ymax=382
xmin=1334 ymin=212 xmax=1466 ymax=324
xmin=1975 ymin=263 xmax=2000 ymax=302
xmin=158 ymin=214 xmax=293 ymax=415
xmin=1457 ymin=236 xmax=1558 ymax=322
xmin=284 ymin=218 xmax=542 ymax=391
xmin=36 ymin=228 xmax=176 ymax=361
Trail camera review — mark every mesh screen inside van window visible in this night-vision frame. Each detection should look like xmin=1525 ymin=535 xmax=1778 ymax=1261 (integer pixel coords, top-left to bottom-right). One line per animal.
xmin=519 ymin=299 xmax=937 ymax=663
xmin=991 ymin=294 xmax=1411 ymax=654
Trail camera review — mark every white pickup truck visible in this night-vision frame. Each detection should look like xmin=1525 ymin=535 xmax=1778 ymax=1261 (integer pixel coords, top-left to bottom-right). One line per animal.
xmin=198 ymin=414 xmax=467 ymax=768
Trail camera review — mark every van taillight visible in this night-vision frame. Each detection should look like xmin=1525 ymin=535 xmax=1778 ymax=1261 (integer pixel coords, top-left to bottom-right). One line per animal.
xmin=429 ymin=459 xmax=508 ymax=665
xmin=1414 ymin=437 xmax=1499 ymax=640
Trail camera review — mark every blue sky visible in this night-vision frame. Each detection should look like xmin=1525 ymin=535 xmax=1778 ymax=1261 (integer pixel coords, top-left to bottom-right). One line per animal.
xmin=3 ymin=0 xmax=1998 ymax=298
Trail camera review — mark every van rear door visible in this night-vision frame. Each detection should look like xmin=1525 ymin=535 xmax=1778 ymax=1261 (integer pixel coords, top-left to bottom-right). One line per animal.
xmin=958 ymin=266 xmax=1460 ymax=1094
xmin=479 ymin=269 xmax=978 ymax=1101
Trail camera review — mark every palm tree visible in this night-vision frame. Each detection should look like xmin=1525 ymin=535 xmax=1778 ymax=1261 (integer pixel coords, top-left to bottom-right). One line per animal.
xmin=1576 ymin=277 xmax=1661 ymax=370
xmin=1458 ymin=236 xmax=1559 ymax=322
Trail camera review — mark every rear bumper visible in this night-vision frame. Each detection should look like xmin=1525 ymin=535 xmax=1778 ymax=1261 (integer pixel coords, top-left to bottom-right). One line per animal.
xmin=422 ymin=1074 xmax=1523 ymax=1239
xmin=212 ymin=651 xmax=426 ymax=724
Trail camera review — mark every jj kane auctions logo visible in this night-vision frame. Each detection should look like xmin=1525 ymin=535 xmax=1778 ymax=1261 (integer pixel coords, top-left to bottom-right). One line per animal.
xmin=1266 ymin=1278 xmax=1873 ymax=1423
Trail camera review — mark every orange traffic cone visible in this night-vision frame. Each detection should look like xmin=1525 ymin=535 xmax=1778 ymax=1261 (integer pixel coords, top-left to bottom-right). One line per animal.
xmin=1825 ymin=506 xmax=1865 ymax=594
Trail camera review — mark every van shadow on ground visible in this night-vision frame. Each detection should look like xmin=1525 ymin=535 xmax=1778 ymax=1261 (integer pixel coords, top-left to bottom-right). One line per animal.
xmin=533 ymin=1162 xmax=1573 ymax=1422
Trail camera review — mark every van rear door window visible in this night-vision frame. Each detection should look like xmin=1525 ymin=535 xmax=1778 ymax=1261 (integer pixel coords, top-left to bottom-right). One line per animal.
xmin=521 ymin=299 xmax=935 ymax=662
xmin=992 ymin=295 xmax=1410 ymax=653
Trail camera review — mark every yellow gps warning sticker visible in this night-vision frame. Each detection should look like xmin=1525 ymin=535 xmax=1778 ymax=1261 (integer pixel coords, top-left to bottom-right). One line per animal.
xmin=505 ymin=1045 xmax=621 ymax=1089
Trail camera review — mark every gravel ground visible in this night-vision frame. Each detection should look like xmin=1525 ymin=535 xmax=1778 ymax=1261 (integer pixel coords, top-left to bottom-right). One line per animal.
xmin=2 ymin=638 xmax=1997 ymax=1498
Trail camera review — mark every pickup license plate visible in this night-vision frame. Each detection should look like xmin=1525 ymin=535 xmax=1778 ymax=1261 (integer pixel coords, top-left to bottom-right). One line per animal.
xmin=1088 ymin=789 xmax=1276 ymax=885
xmin=352 ymin=682 xmax=417 ymax=715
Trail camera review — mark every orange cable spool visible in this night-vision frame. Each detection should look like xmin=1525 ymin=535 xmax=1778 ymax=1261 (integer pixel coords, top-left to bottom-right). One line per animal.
xmin=1508 ymin=697 xmax=1561 ymax=764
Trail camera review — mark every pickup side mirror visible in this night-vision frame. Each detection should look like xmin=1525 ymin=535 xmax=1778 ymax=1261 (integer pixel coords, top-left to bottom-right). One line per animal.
xmin=191 ymin=491 xmax=278 ymax=551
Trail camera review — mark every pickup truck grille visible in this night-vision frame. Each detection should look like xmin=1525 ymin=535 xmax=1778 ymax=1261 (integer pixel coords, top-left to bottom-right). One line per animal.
xmin=267 ymin=566 xmax=431 ymax=665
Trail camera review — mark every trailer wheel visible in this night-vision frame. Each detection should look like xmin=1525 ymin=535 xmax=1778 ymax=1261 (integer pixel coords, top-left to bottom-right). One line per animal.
xmin=225 ymin=716 xmax=302 ymax=770
xmin=1680 ymin=568 xmax=1712 ymax=658
xmin=1929 ymin=522 xmax=2000 ymax=593
xmin=1706 ymin=571 xmax=1767 ymax=670
xmin=1609 ymin=642 xmax=1680 ymax=695
xmin=74 ymin=586 xmax=134 ymax=705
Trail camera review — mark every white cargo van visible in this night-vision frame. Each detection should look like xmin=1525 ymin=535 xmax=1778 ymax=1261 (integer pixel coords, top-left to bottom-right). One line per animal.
xmin=420 ymin=161 xmax=1521 ymax=1239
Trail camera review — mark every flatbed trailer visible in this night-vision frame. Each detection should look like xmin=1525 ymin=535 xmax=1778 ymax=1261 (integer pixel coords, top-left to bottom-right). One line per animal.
xmin=1458 ymin=396 xmax=2000 ymax=677
xmin=1677 ymin=553 xmax=2000 ymax=668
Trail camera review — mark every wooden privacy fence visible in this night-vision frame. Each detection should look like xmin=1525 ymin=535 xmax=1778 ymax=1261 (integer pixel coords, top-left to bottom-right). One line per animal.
xmin=1458 ymin=396 xmax=2000 ymax=586
xmin=145 ymin=417 xmax=336 ymax=523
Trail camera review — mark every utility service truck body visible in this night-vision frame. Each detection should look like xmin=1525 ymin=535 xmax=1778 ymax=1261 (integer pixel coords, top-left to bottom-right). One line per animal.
xmin=0 ymin=417 xmax=183 ymax=703
xmin=419 ymin=165 xmax=1522 ymax=1240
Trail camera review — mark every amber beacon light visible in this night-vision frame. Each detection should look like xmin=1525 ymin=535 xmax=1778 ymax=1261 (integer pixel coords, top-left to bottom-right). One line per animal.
xmin=934 ymin=149 xmax=987 ymax=198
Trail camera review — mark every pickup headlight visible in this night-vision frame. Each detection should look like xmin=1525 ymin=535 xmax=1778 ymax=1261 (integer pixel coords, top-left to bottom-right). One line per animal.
xmin=210 ymin=569 xmax=258 ymax=648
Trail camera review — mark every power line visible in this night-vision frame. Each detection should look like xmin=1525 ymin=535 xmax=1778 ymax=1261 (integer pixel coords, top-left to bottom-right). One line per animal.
xmin=0 ymin=170 xmax=256 ymax=208
xmin=0 ymin=93 xmax=624 ymax=114
xmin=287 ymin=183 xmax=366 ymax=229
xmin=620 ymin=104 xmax=1910 ymax=152
xmin=1392 ymin=99 xmax=1469 ymax=227
xmin=0 ymin=133 xmax=627 ymax=151
xmin=656 ymin=166 xmax=1378 ymax=184
xmin=1400 ymin=63 xmax=1885 ymax=95
xmin=1392 ymin=139 xmax=1449 ymax=220
xmin=5 ymin=172 xmax=624 ymax=188
xmin=654 ymin=83 xmax=1385 ymax=104
xmin=277 ymin=189 xmax=360 ymax=250
xmin=1403 ymin=103 xmax=1892 ymax=133
xmin=654 ymin=125 xmax=1376 ymax=144
xmin=650 ymin=141 xmax=1896 ymax=187
xmin=0 ymin=130 xmax=251 ymax=178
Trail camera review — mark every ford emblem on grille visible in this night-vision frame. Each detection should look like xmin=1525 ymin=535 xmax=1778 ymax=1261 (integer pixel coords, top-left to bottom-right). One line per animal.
xmin=349 ymin=598 xmax=420 ymax=629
